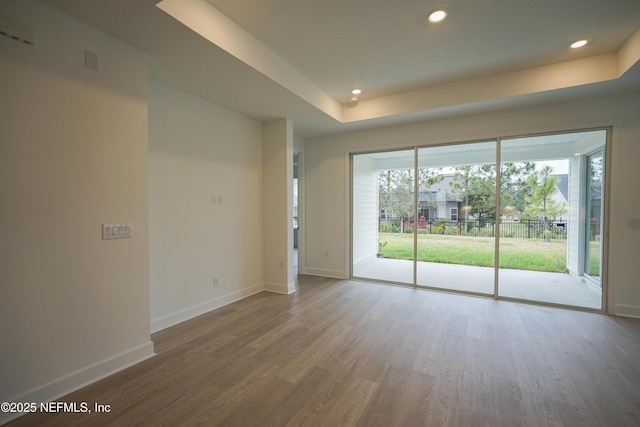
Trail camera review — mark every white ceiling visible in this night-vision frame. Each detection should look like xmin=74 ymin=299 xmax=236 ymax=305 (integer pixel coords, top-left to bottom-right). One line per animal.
xmin=40 ymin=0 xmax=640 ymax=137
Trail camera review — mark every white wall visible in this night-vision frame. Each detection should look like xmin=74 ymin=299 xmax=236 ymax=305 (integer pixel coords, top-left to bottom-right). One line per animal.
xmin=0 ymin=1 xmax=154 ymax=419
xmin=305 ymin=91 xmax=640 ymax=317
xmin=567 ymin=156 xmax=581 ymax=275
xmin=262 ymin=119 xmax=295 ymax=293
xmin=148 ymin=80 xmax=265 ymax=331
xmin=294 ymin=134 xmax=305 ymax=274
xmin=304 ymin=142 xmax=348 ymax=278
xmin=352 ymin=155 xmax=379 ymax=266
xmin=610 ymin=114 xmax=640 ymax=317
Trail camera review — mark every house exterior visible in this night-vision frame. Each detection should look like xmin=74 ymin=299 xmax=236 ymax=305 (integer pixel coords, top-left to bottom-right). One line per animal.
xmin=418 ymin=175 xmax=462 ymax=221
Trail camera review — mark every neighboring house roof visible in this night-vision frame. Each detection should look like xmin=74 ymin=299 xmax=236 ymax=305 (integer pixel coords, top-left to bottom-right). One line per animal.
xmin=553 ymin=174 xmax=569 ymax=201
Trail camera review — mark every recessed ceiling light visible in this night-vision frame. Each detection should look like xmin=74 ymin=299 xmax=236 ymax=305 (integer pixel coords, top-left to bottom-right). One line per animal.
xmin=571 ymin=39 xmax=588 ymax=49
xmin=351 ymin=89 xmax=362 ymax=95
xmin=427 ymin=8 xmax=447 ymax=23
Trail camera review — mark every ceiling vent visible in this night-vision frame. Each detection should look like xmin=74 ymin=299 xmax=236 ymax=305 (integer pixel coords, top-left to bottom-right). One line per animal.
xmin=0 ymin=14 xmax=35 ymax=46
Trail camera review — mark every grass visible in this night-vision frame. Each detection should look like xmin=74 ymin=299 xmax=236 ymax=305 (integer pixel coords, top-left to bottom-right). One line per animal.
xmin=588 ymin=240 xmax=601 ymax=277
xmin=379 ymin=233 xmax=568 ymax=273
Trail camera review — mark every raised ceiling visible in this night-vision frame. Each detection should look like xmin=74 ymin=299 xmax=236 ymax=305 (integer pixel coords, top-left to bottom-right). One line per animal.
xmin=208 ymin=0 xmax=640 ymax=102
xmin=40 ymin=0 xmax=640 ymax=136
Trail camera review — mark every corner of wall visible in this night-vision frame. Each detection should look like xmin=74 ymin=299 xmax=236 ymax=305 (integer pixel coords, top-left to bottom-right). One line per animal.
xmin=264 ymin=281 xmax=296 ymax=295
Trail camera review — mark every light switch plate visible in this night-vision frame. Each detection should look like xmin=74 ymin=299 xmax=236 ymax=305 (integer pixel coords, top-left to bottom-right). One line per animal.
xmin=102 ymin=224 xmax=133 ymax=240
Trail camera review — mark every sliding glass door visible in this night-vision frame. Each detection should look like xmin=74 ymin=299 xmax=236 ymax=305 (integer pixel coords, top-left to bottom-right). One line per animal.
xmin=498 ymin=131 xmax=605 ymax=309
xmin=352 ymin=150 xmax=414 ymax=285
xmin=416 ymin=142 xmax=496 ymax=295
xmin=351 ymin=129 xmax=606 ymax=311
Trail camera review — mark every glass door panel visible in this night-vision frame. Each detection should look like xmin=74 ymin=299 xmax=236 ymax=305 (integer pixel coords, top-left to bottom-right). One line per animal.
xmin=584 ymin=150 xmax=604 ymax=285
xmin=352 ymin=150 xmax=415 ymax=285
xmin=416 ymin=142 xmax=496 ymax=295
xmin=498 ymin=131 xmax=605 ymax=309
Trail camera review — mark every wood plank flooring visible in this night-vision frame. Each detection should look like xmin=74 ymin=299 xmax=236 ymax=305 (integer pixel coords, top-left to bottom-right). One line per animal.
xmin=8 ymin=275 xmax=640 ymax=426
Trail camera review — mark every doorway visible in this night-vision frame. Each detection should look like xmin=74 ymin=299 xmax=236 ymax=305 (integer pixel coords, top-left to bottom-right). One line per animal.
xmin=293 ymin=151 xmax=301 ymax=276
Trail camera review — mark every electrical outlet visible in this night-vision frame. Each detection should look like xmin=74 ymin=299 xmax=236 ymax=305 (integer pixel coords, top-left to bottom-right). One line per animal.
xmin=213 ymin=276 xmax=219 ymax=287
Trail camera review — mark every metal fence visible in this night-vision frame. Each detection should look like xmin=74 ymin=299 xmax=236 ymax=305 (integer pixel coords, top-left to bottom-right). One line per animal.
xmin=379 ymin=217 xmax=568 ymax=240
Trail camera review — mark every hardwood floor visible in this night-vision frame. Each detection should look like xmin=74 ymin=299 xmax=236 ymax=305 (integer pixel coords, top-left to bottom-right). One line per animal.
xmin=9 ymin=275 xmax=640 ymax=426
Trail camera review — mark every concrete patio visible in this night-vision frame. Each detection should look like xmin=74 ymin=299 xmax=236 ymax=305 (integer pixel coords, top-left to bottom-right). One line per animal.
xmin=354 ymin=257 xmax=602 ymax=309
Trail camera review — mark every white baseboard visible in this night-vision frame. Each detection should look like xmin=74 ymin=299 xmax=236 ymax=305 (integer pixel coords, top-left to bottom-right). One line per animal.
xmin=264 ymin=281 xmax=296 ymax=294
xmin=614 ymin=304 xmax=640 ymax=318
xmin=1 ymin=341 xmax=155 ymax=426
xmin=305 ymin=267 xmax=347 ymax=279
xmin=150 ymin=283 xmax=264 ymax=333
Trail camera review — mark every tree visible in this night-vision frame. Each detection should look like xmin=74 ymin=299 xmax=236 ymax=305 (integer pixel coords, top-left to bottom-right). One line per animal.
xmin=378 ymin=169 xmax=413 ymax=219
xmin=449 ymin=162 xmax=534 ymax=223
xmin=523 ymin=165 xmax=567 ymax=222
xmin=499 ymin=162 xmax=536 ymax=215
xmin=450 ymin=165 xmax=495 ymax=224
xmin=378 ymin=168 xmax=443 ymax=219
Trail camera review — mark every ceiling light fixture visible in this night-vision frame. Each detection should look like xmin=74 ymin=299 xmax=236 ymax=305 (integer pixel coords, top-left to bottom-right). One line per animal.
xmin=351 ymin=89 xmax=362 ymax=95
xmin=427 ymin=8 xmax=447 ymax=23
xmin=571 ymin=39 xmax=588 ymax=49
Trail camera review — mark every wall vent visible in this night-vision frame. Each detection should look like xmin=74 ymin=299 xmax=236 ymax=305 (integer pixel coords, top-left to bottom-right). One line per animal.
xmin=84 ymin=50 xmax=99 ymax=70
xmin=0 ymin=14 xmax=35 ymax=46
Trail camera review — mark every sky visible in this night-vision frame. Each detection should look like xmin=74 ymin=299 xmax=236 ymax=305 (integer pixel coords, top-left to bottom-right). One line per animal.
xmin=536 ymin=159 xmax=569 ymax=174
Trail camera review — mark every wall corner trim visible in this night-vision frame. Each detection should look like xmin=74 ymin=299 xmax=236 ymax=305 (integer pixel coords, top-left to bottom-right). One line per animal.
xmin=264 ymin=281 xmax=296 ymax=295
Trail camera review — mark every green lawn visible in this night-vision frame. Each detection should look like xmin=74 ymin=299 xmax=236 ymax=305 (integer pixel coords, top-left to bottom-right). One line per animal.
xmin=379 ymin=233 xmax=568 ymax=273
xmin=588 ymin=241 xmax=601 ymax=277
